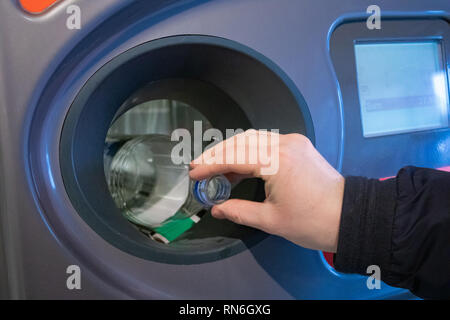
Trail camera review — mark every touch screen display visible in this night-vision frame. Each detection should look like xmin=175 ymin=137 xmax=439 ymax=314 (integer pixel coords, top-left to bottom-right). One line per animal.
xmin=355 ymin=41 xmax=449 ymax=137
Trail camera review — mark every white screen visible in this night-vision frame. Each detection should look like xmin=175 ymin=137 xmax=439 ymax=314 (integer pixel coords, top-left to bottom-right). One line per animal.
xmin=355 ymin=41 xmax=449 ymax=137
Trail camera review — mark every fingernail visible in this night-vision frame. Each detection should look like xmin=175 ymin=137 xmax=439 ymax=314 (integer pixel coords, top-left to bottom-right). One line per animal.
xmin=211 ymin=206 xmax=223 ymax=218
xmin=188 ymin=170 xmax=197 ymax=179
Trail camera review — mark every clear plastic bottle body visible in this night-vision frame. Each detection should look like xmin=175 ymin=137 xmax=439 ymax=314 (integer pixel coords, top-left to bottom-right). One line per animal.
xmin=106 ymin=134 xmax=231 ymax=230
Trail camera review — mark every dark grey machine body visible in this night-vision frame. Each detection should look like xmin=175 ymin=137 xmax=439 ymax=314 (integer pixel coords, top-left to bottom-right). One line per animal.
xmin=0 ymin=0 xmax=448 ymax=299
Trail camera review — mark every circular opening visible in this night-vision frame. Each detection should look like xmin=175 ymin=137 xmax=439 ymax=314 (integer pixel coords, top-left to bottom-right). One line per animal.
xmin=104 ymin=98 xmax=257 ymax=244
xmin=60 ymin=35 xmax=314 ymax=264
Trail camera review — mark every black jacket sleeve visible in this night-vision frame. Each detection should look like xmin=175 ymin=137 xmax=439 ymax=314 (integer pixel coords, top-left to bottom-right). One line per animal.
xmin=334 ymin=166 xmax=450 ymax=299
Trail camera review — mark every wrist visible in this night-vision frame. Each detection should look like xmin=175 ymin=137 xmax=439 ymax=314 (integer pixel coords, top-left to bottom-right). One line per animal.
xmin=323 ymin=175 xmax=345 ymax=253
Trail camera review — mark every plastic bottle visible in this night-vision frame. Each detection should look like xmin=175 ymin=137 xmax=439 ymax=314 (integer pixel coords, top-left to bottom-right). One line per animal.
xmin=106 ymin=134 xmax=231 ymax=230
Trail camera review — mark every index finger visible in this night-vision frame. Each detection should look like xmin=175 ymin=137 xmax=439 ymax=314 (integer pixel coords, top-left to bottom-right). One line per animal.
xmin=189 ymin=162 xmax=261 ymax=181
xmin=189 ymin=130 xmax=264 ymax=180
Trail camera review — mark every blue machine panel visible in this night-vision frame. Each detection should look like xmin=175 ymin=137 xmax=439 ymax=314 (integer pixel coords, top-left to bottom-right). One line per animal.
xmin=3 ymin=0 xmax=447 ymax=300
xmin=331 ymin=18 xmax=450 ymax=178
xmin=355 ymin=40 xmax=449 ymax=137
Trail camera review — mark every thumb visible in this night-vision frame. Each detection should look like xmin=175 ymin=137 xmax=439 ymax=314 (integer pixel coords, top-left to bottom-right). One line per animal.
xmin=211 ymin=199 xmax=271 ymax=231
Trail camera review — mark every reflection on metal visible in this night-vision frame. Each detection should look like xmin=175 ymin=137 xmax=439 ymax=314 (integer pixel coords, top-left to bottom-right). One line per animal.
xmin=107 ymin=99 xmax=212 ymax=139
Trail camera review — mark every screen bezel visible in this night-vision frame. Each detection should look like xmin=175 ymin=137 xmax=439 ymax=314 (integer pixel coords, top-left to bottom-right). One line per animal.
xmin=330 ymin=18 xmax=450 ymax=177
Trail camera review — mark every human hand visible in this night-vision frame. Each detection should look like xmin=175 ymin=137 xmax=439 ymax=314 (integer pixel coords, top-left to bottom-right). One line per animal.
xmin=189 ymin=130 xmax=344 ymax=253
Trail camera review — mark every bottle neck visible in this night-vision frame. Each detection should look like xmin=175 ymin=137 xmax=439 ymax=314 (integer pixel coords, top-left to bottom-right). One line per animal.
xmin=192 ymin=175 xmax=231 ymax=208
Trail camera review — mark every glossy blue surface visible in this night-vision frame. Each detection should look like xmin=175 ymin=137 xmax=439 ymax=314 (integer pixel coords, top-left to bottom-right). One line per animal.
xmin=0 ymin=0 xmax=447 ymax=299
